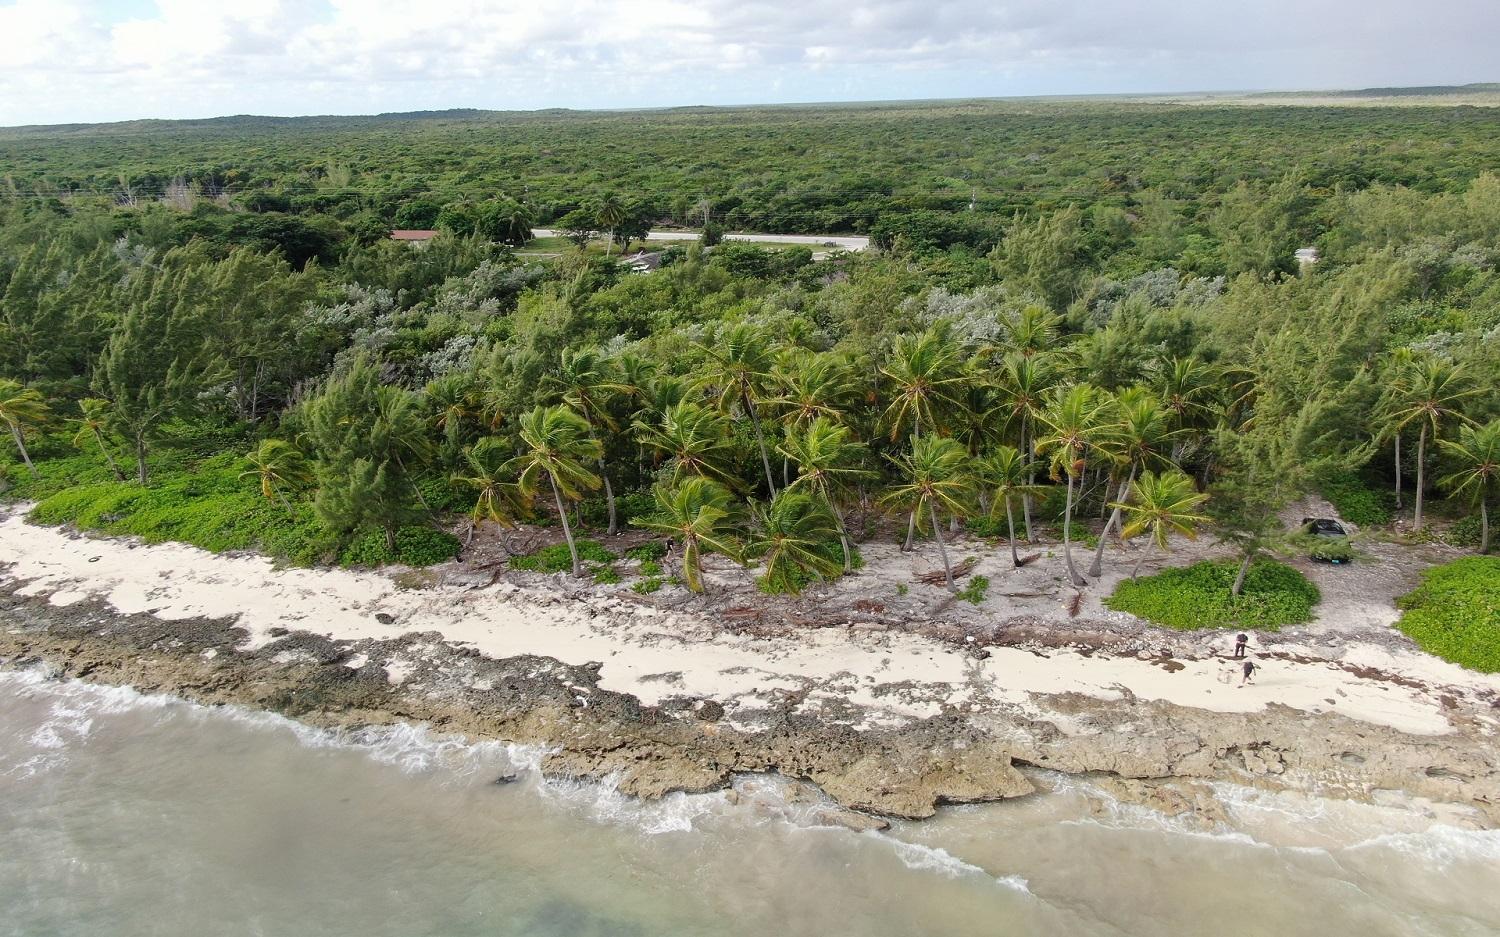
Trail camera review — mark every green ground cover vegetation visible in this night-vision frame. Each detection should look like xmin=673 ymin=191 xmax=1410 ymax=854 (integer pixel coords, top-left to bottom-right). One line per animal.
xmin=1394 ymin=557 xmax=1500 ymax=671
xmin=1104 ymin=560 xmax=1322 ymax=630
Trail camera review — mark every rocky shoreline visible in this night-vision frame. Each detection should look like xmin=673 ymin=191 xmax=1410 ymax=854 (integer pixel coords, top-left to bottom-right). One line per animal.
xmin=4 ymin=577 xmax=1496 ymax=828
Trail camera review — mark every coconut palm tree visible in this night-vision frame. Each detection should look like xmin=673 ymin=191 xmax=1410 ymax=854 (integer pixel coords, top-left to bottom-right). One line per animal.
xmin=1034 ymin=383 xmax=1107 ymax=588
xmin=632 ymin=401 xmax=739 ymax=488
xmin=543 ymin=347 xmax=631 ymax=534
xmin=879 ymin=326 xmax=971 ymax=550
xmin=1004 ymin=304 xmax=1062 ymax=358
xmin=452 ymin=437 xmax=529 ymax=547
xmin=1386 ymin=358 xmax=1479 ymax=530
xmin=424 ymin=373 xmax=481 ymax=472
xmin=771 ymin=348 xmax=859 ymax=432
xmin=747 ymin=491 xmax=845 ymax=594
xmin=771 ymin=348 xmax=860 ymax=486
xmin=990 ymin=351 xmax=1059 ymax=542
xmin=375 ymin=385 xmax=436 ymax=512
xmin=881 ymin=435 xmax=975 ymax=590
xmin=240 ymin=439 xmax=311 ymax=512
xmin=1149 ymin=355 xmax=1219 ymax=463
xmin=1088 ymin=387 xmax=1175 ymax=577
xmin=878 ymin=326 xmax=969 ymax=442
xmin=594 ymin=194 xmax=626 ymax=255
xmin=635 ymin=477 xmax=743 ymax=593
xmin=71 ymin=397 xmax=126 ymax=481
xmin=0 ymin=379 xmax=49 ymax=478
xmin=1112 ymin=470 xmax=1210 ymax=579
xmin=778 ymin=417 xmax=872 ymax=572
xmin=1438 ymin=419 xmax=1500 ymax=554
xmin=696 ymin=323 xmax=779 ymax=495
xmin=508 ymin=404 xmax=603 ymax=577
xmin=979 ymin=444 xmax=1044 ymax=567
xmin=1375 ymin=348 xmax=1417 ymax=510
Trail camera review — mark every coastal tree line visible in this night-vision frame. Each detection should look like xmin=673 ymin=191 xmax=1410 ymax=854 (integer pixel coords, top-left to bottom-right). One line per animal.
xmin=1 ymin=143 xmax=1498 ymax=596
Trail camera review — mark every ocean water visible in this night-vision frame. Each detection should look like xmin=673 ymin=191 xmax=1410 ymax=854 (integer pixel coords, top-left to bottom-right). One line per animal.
xmin=2 ymin=668 xmax=1497 ymax=937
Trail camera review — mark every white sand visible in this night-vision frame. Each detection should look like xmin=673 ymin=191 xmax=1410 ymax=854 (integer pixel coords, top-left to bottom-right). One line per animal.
xmin=3 ymin=508 xmax=1497 ymax=738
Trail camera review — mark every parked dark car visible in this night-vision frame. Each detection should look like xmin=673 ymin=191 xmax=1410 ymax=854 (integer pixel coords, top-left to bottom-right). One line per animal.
xmin=1301 ymin=518 xmax=1348 ymax=538
xmin=1300 ymin=518 xmax=1352 ymax=563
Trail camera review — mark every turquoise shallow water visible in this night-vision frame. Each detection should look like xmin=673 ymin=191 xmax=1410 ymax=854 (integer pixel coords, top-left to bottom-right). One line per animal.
xmin=2 ymin=668 xmax=1498 ymax=937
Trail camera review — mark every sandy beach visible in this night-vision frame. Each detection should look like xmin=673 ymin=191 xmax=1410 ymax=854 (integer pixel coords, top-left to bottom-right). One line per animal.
xmin=2 ymin=503 xmax=1498 ymax=822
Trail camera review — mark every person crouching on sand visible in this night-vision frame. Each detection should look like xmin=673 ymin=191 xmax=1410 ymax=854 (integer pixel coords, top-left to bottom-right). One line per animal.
xmin=1234 ymin=633 xmax=1248 ymax=658
xmin=1239 ymin=660 xmax=1257 ymax=686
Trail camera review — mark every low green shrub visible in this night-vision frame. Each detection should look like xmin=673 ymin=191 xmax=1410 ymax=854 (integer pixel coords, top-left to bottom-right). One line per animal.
xmin=1317 ymin=470 xmax=1393 ymax=527
xmin=1297 ymin=535 xmax=1355 ymax=564
xmin=340 ymin=526 xmax=461 ymax=567
xmin=509 ymin=539 xmax=615 ymax=572
xmin=957 ymin=574 xmax=990 ymax=605
xmin=1104 ymin=560 xmax=1321 ymax=631
xmin=637 ymin=559 xmax=663 ymax=577
xmin=1395 ymin=557 xmax=1500 ymax=672
xmin=624 ymin=541 xmax=666 ymax=561
xmin=27 ymin=460 xmax=337 ymax=566
xmin=1447 ymin=514 xmax=1489 ymax=550
xmin=632 ymin=576 xmax=663 ymax=594
xmin=591 ymin=564 xmax=622 ymax=585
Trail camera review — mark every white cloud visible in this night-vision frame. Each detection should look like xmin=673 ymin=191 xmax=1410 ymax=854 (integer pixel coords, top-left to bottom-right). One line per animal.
xmin=0 ymin=0 xmax=1495 ymax=124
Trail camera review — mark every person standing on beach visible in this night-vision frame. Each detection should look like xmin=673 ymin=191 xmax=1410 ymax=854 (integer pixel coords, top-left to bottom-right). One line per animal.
xmin=1240 ymin=660 xmax=1257 ymax=686
xmin=1234 ymin=633 xmax=1248 ymax=659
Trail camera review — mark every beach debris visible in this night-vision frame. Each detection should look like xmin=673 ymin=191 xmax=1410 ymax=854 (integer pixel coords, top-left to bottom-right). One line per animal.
xmin=374 ymin=612 xmax=396 ymax=625
xmin=1066 ymin=593 xmax=1083 ymax=617
xmin=916 ymin=557 xmax=978 ymax=586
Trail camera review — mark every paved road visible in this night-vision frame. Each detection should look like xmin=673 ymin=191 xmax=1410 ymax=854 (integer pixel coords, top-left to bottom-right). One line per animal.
xmin=530 ymin=229 xmax=869 ymax=252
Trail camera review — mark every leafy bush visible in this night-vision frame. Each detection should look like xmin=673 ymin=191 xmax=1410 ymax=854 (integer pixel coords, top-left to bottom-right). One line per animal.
xmin=1395 ymin=557 xmax=1500 ymax=672
xmin=509 ymin=539 xmax=615 ymax=572
xmin=624 ymin=541 xmax=666 ymax=561
xmin=637 ymin=559 xmax=663 ymax=577
xmin=340 ymin=526 xmax=461 ymax=567
xmin=1297 ymin=535 xmax=1355 ymax=563
xmin=591 ymin=564 xmax=622 ymax=585
xmin=1447 ymin=514 xmax=1488 ymax=550
xmin=632 ymin=576 xmax=663 ymax=594
xmin=1317 ymin=470 xmax=1393 ymax=526
xmin=25 ymin=454 xmax=337 ymax=566
xmin=957 ymin=574 xmax=990 ymax=605
xmin=1104 ymin=560 xmax=1321 ymax=631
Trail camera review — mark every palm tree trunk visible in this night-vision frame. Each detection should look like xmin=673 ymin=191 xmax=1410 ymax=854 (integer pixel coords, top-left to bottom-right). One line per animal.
xmin=1022 ymin=422 xmax=1036 ymax=543
xmin=396 ymin=454 xmax=434 ymax=517
xmin=744 ymin=392 xmax=776 ymax=497
xmin=1393 ymin=431 xmax=1403 ymax=510
xmin=903 ymin=510 xmax=917 ymax=552
xmin=597 ymin=455 xmax=617 ymax=536
xmin=928 ymin=500 xmax=954 ymax=591
xmin=7 ymin=424 xmax=37 ymax=477
xmin=93 ymin=428 xmax=125 ymax=480
xmin=683 ymin=539 xmax=702 ymax=593
xmin=1415 ymin=423 xmax=1428 ymax=531
xmin=1089 ymin=466 xmax=1135 ymax=577
xmin=549 ymin=473 xmax=583 ymax=576
xmin=1231 ymin=551 xmax=1253 ymax=597
xmin=135 ymin=433 xmax=149 ymax=485
xmin=1481 ymin=498 xmax=1489 ymax=555
xmin=1005 ymin=498 xmax=1021 ymax=567
xmin=1062 ymin=473 xmax=1086 ymax=587
xmin=1131 ymin=539 xmax=1155 ymax=580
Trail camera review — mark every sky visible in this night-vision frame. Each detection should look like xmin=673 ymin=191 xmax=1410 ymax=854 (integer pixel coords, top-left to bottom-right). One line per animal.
xmin=0 ymin=0 xmax=1495 ymax=126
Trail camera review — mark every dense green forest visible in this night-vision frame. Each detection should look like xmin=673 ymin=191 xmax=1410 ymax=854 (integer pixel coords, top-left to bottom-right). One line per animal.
xmin=1 ymin=101 xmax=1497 ymax=632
